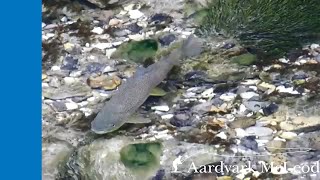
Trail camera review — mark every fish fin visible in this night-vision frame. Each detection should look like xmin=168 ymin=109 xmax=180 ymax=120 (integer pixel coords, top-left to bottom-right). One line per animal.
xmin=126 ymin=113 xmax=152 ymax=124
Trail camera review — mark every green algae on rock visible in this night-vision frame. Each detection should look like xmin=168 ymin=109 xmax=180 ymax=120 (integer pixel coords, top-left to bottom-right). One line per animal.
xmin=231 ymin=53 xmax=257 ymax=66
xmin=111 ymin=39 xmax=158 ymax=64
xmin=196 ymin=0 xmax=320 ymax=60
xmin=120 ymin=142 xmax=162 ymax=174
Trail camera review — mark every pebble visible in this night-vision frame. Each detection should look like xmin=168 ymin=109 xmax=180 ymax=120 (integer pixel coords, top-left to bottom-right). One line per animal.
xmin=105 ymin=48 xmax=117 ymax=59
xmin=276 ymin=85 xmax=300 ymax=94
xmin=91 ymin=27 xmax=104 ymax=34
xmin=222 ymin=43 xmax=235 ymax=49
xmin=87 ymin=75 xmax=121 ymax=90
xmin=85 ymin=62 xmax=105 ymax=74
xmin=108 ymin=18 xmax=121 ymax=26
xmin=65 ymin=102 xmax=79 ymax=110
xmin=240 ymin=91 xmax=259 ymax=99
xmin=128 ymin=10 xmax=144 ymax=19
xmin=69 ymin=71 xmax=82 ymax=77
xmin=161 ymin=114 xmax=174 ymax=120
xmin=149 ymin=13 xmax=172 ymax=25
xmin=92 ymin=42 xmax=112 ymax=50
xmin=262 ymin=103 xmax=279 ymax=116
xmin=51 ymin=66 xmax=60 ymax=71
xmin=63 ymin=77 xmax=77 ymax=85
xmin=243 ymin=101 xmax=267 ymax=112
xmin=61 ymin=56 xmax=78 ymax=71
xmin=235 ymin=128 xmax=248 ymax=138
xmin=220 ymin=93 xmax=237 ymax=102
xmin=240 ymin=136 xmax=258 ymax=151
xmin=151 ymin=105 xmax=170 ymax=112
xmin=216 ymin=132 xmax=227 ymax=140
xmin=310 ymin=43 xmax=320 ymax=49
xmin=201 ymin=88 xmax=215 ymax=98
xmin=49 ymin=77 xmax=61 ymax=88
xmin=126 ymin=23 xmax=142 ymax=33
xmin=245 ymin=126 xmax=273 ymax=137
xmin=279 ymin=132 xmax=297 ymax=140
xmin=158 ymin=34 xmax=176 ymax=46
xmin=257 ymin=82 xmax=276 ymax=94
xmin=128 ymin=34 xmax=145 ymax=41
xmin=51 ymin=101 xmax=67 ymax=112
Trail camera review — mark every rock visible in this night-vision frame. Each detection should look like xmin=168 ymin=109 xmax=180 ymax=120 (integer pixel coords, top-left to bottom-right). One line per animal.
xmin=127 ymin=23 xmax=143 ymax=33
xmin=65 ymin=101 xmax=79 ymax=110
xmin=61 ymin=56 xmax=78 ymax=71
xmin=229 ymin=117 xmax=256 ymax=129
xmin=51 ymin=101 xmax=67 ymax=112
xmin=63 ymin=77 xmax=77 ymax=85
xmin=170 ymin=113 xmax=192 ymax=127
xmin=48 ymin=76 xmax=61 ymax=88
xmin=279 ymin=131 xmax=297 ymax=140
xmin=257 ymin=82 xmax=276 ymax=94
xmin=76 ymin=136 xmax=223 ymax=179
xmin=262 ymin=103 xmax=279 ymax=116
xmin=240 ymin=136 xmax=258 ymax=151
xmin=76 ymin=136 xmax=161 ymax=180
xmin=201 ymin=88 xmax=215 ymax=99
xmin=92 ymin=42 xmax=113 ymax=50
xmin=149 ymin=13 xmax=172 ymax=26
xmin=92 ymin=27 xmax=104 ymax=34
xmin=242 ymin=101 xmax=267 ymax=112
xmin=240 ymin=91 xmax=259 ymax=99
xmin=158 ymin=34 xmax=176 ymax=46
xmin=105 ymin=48 xmax=117 ymax=59
xmin=279 ymin=116 xmax=320 ymax=132
xmin=245 ymin=126 xmax=274 ymax=137
xmin=266 ymin=140 xmax=286 ymax=153
xmin=129 ymin=10 xmax=144 ymax=19
xmin=42 ymin=73 xmax=47 ymax=80
xmin=43 ymin=82 xmax=91 ymax=100
xmin=151 ymin=105 xmax=170 ymax=112
xmin=42 ymin=141 xmax=73 ymax=180
xmin=231 ymin=53 xmax=257 ymax=66
xmin=219 ymin=93 xmax=237 ymax=102
xmin=222 ymin=43 xmax=235 ymax=49
xmin=85 ymin=62 xmax=105 ymax=74
xmin=87 ymin=75 xmax=121 ymax=90
xmin=109 ymin=18 xmax=122 ymax=26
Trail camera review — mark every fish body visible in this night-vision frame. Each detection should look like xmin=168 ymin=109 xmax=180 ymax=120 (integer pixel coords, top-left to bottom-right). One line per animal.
xmin=91 ymin=36 xmax=203 ymax=134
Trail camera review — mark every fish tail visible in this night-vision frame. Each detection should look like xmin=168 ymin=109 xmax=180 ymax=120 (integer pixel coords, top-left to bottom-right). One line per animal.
xmin=166 ymin=35 xmax=204 ymax=65
xmin=180 ymin=35 xmax=204 ymax=59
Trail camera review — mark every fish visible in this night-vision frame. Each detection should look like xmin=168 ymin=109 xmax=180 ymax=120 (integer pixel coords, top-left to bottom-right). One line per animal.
xmin=91 ymin=35 xmax=204 ymax=134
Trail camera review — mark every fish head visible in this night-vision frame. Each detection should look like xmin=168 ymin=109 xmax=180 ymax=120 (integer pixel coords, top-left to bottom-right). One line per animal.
xmin=91 ymin=112 xmax=125 ymax=134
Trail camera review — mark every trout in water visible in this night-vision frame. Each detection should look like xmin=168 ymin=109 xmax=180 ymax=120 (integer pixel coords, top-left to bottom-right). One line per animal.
xmin=91 ymin=35 xmax=203 ymax=134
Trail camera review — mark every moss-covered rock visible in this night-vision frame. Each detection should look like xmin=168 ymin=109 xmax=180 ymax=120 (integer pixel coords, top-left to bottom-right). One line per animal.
xmin=231 ymin=53 xmax=257 ymax=66
xmin=112 ymin=39 xmax=158 ymax=64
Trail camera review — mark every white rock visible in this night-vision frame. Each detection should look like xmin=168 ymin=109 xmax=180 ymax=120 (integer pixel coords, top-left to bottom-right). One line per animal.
xmin=310 ymin=43 xmax=320 ymax=49
xmin=119 ymin=10 xmax=127 ymax=15
xmin=201 ymin=88 xmax=215 ymax=98
xmin=42 ymin=83 xmax=49 ymax=88
xmin=105 ymin=48 xmax=117 ymax=59
xmin=108 ymin=18 xmax=121 ymax=26
xmin=65 ymin=102 xmax=79 ymax=110
xmin=279 ymin=131 xmax=297 ymax=140
xmin=182 ymin=31 xmax=192 ymax=36
xmin=43 ymin=33 xmax=55 ymax=40
xmin=278 ymin=58 xmax=290 ymax=64
xmin=241 ymin=79 xmax=261 ymax=85
xmin=128 ymin=9 xmax=144 ymax=19
xmin=161 ymin=114 xmax=174 ymax=120
xmin=91 ymin=27 xmax=104 ymax=34
xmin=60 ymin=16 xmax=68 ymax=22
xmin=112 ymin=41 xmax=123 ymax=46
xmin=92 ymin=42 xmax=112 ymax=50
xmin=245 ymin=126 xmax=274 ymax=137
xmin=79 ymin=108 xmax=92 ymax=116
xmin=63 ymin=77 xmax=76 ymax=84
xmin=151 ymin=105 xmax=170 ymax=112
xmin=276 ymin=85 xmax=300 ymax=94
xmin=216 ymin=132 xmax=227 ymax=140
xmin=78 ymin=101 xmax=88 ymax=107
xmin=128 ymin=33 xmax=145 ymax=41
xmin=240 ymin=91 xmax=259 ymax=99
xmin=123 ymin=4 xmax=135 ymax=11
xmin=220 ymin=93 xmax=237 ymax=102
xmin=235 ymin=128 xmax=247 ymax=138
xmin=51 ymin=65 xmax=60 ymax=71
xmin=69 ymin=71 xmax=82 ymax=77
xmin=42 ymin=22 xmax=46 ymax=28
